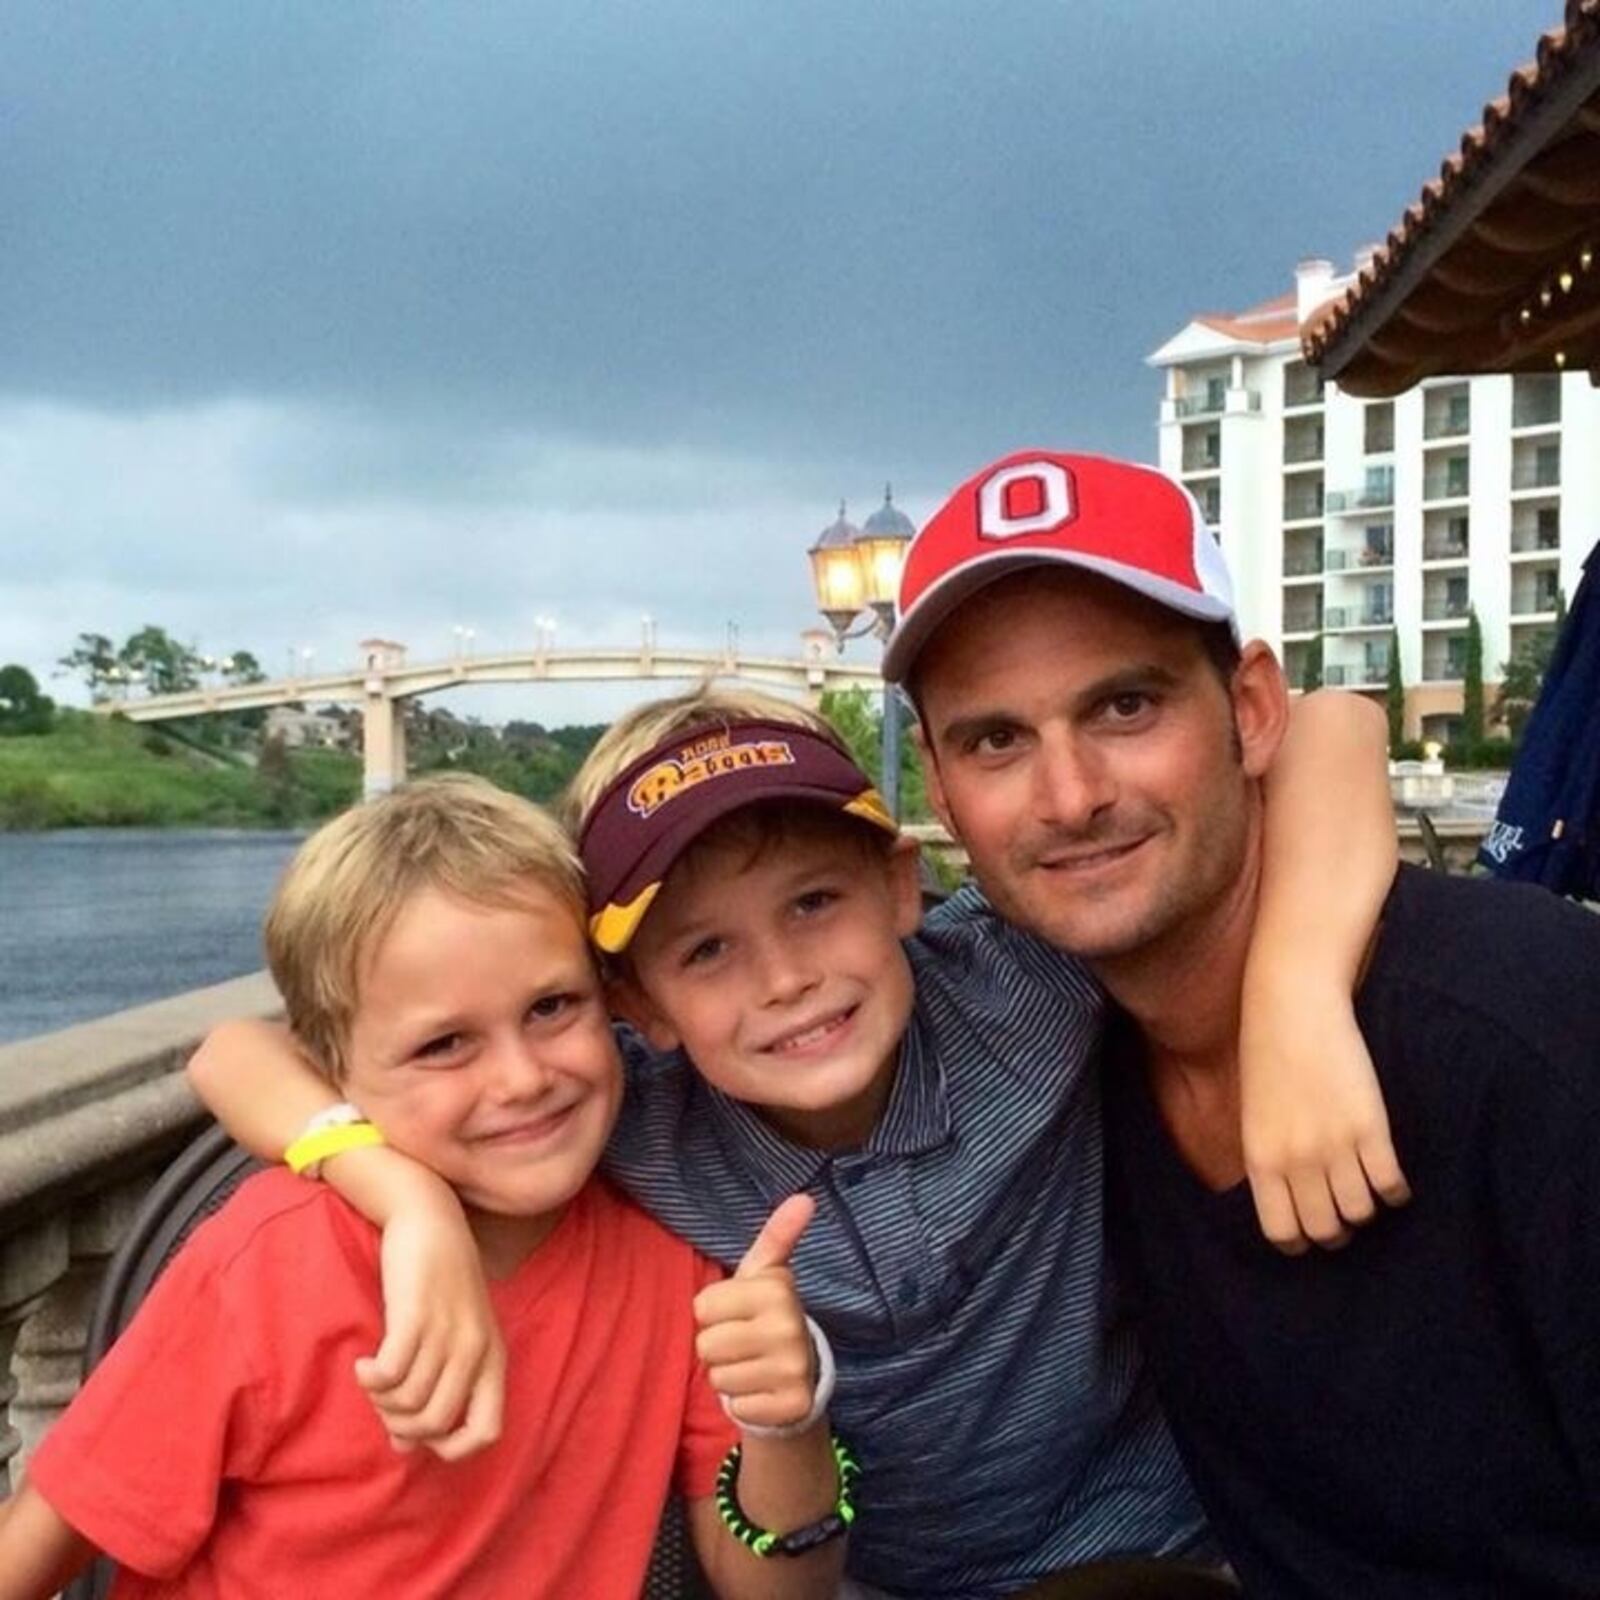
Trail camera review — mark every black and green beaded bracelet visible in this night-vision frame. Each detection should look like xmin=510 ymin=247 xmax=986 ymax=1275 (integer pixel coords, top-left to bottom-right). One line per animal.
xmin=714 ymin=1435 xmax=859 ymax=1557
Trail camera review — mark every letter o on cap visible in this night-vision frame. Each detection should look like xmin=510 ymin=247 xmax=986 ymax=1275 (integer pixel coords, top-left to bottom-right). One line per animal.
xmin=979 ymin=460 xmax=1074 ymax=540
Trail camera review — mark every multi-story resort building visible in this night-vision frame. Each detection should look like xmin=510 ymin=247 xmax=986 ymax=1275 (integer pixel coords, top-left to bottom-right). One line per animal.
xmin=1149 ymin=256 xmax=1600 ymax=741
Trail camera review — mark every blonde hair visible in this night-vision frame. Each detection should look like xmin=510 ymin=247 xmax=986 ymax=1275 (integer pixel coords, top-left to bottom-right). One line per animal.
xmin=265 ymin=774 xmax=585 ymax=1081
xmin=562 ymin=683 xmax=848 ymax=832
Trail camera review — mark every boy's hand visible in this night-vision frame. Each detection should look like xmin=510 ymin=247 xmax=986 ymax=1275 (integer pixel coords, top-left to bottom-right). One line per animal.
xmin=694 ymin=1193 xmax=817 ymax=1431
xmin=1240 ymin=984 xmax=1411 ymax=1254
xmin=356 ymin=1195 xmax=506 ymax=1461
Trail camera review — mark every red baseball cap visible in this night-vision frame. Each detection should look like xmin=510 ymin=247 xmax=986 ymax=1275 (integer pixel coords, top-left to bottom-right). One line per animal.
xmin=882 ymin=450 xmax=1238 ymax=683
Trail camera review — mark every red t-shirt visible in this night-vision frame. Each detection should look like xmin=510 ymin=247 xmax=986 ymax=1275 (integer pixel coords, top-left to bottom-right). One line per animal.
xmin=29 ymin=1170 xmax=735 ymax=1599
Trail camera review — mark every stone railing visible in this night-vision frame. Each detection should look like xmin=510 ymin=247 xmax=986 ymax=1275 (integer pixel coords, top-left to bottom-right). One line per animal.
xmin=0 ymin=972 xmax=281 ymax=1495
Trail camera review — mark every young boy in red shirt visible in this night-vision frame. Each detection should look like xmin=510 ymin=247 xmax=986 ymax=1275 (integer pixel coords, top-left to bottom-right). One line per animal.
xmin=0 ymin=776 xmax=847 ymax=1600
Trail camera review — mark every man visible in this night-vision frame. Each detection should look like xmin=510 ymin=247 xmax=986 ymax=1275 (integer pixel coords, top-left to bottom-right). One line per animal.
xmin=882 ymin=449 xmax=1600 ymax=1600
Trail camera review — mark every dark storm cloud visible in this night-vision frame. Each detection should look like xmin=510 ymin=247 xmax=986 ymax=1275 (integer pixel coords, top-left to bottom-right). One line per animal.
xmin=2 ymin=0 xmax=1559 ymax=473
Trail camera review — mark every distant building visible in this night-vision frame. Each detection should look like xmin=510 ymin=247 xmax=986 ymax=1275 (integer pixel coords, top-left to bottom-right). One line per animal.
xmin=264 ymin=704 xmax=354 ymax=751
xmin=1148 ymin=255 xmax=1600 ymax=741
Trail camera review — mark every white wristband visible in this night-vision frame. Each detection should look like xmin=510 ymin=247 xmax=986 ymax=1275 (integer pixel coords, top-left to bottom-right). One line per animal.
xmin=721 ymin=1314 xmax=836 ymax=1440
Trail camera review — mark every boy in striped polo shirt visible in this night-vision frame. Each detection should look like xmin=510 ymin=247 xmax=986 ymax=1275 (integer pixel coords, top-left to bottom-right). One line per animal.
xmin=188 ymin=668 xmax=1398 ymax=1597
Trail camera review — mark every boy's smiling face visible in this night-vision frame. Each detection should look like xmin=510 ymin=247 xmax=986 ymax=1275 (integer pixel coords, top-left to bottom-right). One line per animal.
xmin=620 ymin=815 xmax=922 ymax=1149
xmin=343 ymin=878 xmax=621 ymax=1273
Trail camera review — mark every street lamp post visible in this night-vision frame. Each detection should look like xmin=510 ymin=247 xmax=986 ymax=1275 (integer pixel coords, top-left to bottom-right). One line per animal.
xmin=806 ymin=495 xmax=913 ymax=818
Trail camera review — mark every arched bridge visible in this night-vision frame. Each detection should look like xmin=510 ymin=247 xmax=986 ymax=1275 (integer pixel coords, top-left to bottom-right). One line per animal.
xmin=93 ymin=637 xmax=884 ymax=798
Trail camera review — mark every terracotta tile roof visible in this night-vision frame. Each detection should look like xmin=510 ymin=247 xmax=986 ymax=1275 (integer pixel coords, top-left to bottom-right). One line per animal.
xmin=1304 ymin=0 xmax=1600 ymax=394
xmin=1196 ymin=292 xmax=1300 ymax=345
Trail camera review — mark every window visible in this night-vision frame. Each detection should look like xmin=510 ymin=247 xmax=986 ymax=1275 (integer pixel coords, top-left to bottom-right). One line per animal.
xmin=1512 ymin=374 xmax=1560 ymax=428
xmin=1364 ymin=403 xmax=1394 ymax=454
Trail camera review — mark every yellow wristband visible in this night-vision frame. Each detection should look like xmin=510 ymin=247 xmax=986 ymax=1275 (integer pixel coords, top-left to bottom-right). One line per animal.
xmin=284 ymin=1121 xmax=386 ymax=1175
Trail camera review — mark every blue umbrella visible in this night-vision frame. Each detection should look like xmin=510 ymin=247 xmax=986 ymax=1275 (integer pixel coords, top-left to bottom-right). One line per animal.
xmin=1479 ymin=537 xmax=1600 ymax=897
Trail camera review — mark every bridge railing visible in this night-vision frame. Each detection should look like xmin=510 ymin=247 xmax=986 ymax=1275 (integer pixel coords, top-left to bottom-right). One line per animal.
xmin=0 ymin=973 xmax=281 ymax=1495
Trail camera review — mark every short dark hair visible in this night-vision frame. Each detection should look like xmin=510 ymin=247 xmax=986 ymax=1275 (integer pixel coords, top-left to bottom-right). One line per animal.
xmin=1197 ymin=619 xmax=1242 ymax=687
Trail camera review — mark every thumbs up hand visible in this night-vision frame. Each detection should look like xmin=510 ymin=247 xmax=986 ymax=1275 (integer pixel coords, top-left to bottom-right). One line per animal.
xmin=693 ymin=1193 xmax=820 ymax=1433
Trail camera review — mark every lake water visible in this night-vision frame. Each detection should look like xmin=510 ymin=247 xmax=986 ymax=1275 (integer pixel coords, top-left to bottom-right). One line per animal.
xmin=0 ymin=830 xmax=304 ymax=1045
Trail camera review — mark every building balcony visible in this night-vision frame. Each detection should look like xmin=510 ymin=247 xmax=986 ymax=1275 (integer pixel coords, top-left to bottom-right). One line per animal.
xmin=1512 ymin=376 xmax=1561 ymax=429
xmin=1510 ymin=501 xmax=1560 ymax=553
xmin=1326 ymin=543 xmax=1393 ymax=573
xmin=1282 ymin=490 xmax=1325 ymax=522
xmin=1325 ymin=664 xmax=1389 ymax=687
xmin=1282 ymin=421 xmax=1325 ymax=465
xmin=1325 ymin=479 xmax=1395 ymax=514
xmin=1511 ymin=458 xmax=1561 ymax=491
xmin=1283 ymin=364 xmax=1325 ymax=409
xmin=1283 ymin=552 xmax=1324 ymax=578
xmin=1512 ymin=589 xmax=1563 ymax=618
xmin=1325 ymin=605 xmax=1393 ymax=631
xmin=1423 ymin=401 xmax=1471 ymax=440
xmin=1422 ymin=595 xmax=1471 ymax=623
xmin=1422 ymin=659 xmax=1467 ymax=683
xmin=1174 ymin=388 xmax=1261 ymax=419
xmin=1422 ymin=466 xmax=1471 ymax=502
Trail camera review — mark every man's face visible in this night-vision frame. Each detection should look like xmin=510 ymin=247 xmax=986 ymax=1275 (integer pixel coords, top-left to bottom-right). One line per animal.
xmin=915 ymin=569 xmax=1275 ymax=963
xmin=620 ymin=819 xmax=922 ymax=1148
xmin=344 ymin=879 xmax=621 ymax=1270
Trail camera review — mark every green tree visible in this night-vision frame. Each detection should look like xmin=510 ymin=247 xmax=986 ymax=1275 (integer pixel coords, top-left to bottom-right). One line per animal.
xmin=1385 ymin=628 xmax=1404 ymax=749
xmin=58 ymin=632 xmax=119 ymax=698
xmin=1494 ymin=587 xmax=1565 ymax=743
xmin=1462 ymin=606 xmax=1486 ymax=753
xmin=0 ymin=665 xmax=55 ymax=735
xmin=1300 ymin=633 xmax=1324 ymax=694
xmin=818 ymin=686 xmax=928 ymax=820
xmin=223 ymin=650 xmax=267 ymax=685
xmin=120 ymin=625 xmax=201 ymax=696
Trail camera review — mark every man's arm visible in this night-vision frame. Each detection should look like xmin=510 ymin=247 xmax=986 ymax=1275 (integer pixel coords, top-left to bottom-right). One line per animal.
xmin=1244 ymin=688 xmax=1408 ymax=1252
xmin=0 ymin=1484 xmax=98 ymax=1600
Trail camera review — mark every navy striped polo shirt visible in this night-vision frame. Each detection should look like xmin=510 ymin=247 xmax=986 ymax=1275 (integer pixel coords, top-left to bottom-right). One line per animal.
xmin=602 ymin=884 xmax=1206 ymax=1598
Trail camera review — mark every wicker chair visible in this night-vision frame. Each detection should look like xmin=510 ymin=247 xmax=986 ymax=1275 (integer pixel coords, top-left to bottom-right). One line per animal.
xmin=64 ymin=1121 xmax=707 ymax=1600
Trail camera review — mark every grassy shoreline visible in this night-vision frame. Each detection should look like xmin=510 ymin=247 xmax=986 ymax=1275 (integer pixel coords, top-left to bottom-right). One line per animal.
xmin=0 ymin=713 xmax=359 ymax=831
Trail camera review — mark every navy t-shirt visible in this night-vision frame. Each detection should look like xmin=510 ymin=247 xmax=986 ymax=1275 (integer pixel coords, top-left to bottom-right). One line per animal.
xmin=1104 ymin=865 xmax=1600 ymax=1599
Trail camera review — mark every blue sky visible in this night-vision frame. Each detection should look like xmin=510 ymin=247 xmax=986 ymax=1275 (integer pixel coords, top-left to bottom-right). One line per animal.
xmin=1 ymin=0 xmax=1565 ymax=721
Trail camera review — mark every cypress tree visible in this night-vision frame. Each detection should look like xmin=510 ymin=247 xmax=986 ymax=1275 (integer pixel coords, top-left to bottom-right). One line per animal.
xmin=1462 ymin=607 xmax=1486 ymax=753
xmin=1385 ymin=627 xmax=1404 ymax=749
